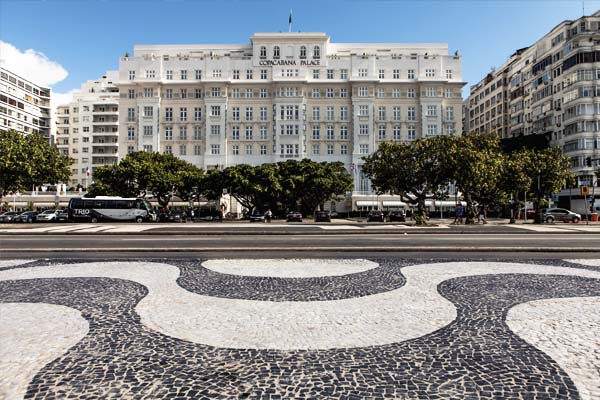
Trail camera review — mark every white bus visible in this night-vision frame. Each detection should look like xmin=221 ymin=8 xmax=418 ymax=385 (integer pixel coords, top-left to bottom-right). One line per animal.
xmin=68 ymin=196 xmax=156 ymax=223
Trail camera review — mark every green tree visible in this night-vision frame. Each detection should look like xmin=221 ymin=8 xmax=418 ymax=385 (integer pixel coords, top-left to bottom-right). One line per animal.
xmin=363 ymin=138 xmax=451 ymax=225
xmin=502 ymin=151 xmax=533 ymax=223
xmin=0 ymin=130 xmax=72 ymax=204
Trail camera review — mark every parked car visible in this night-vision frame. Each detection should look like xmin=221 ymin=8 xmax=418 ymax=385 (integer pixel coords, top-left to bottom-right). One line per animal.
xmin=249 ymin=211 xmax=265 ymax=222
xmin=14 ymin=211 xmax=38 ymax=223
xmin=314 ymin=211 xmax=331 ymax=222
xmin=0 ymin=211 xmax=19 ymax=223
xmin=56 ymin=210 xmax=69 ymax=222
xmin=543 ymin=208 xmax=581 ymax=223
xmin=367 ymin=210 xmax=386 ymax=222
xmin=158 ymin=210 xmax=185 ymax=223
xmin=287 ymin=211 xmax=303 ymax=222
xmin=36 ymin=210 xmax=60 ymax=222
xmin=196 ymin=208 xmax=223 ymax=222
xmin=388 ymin=210 xmax=407 ymax=222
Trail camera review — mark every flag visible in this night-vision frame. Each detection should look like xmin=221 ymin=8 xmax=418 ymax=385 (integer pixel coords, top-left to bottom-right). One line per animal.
xmin=289 ymin=10 xmax=292 ymax=24
xmin=86 ymin=167 xmax=90 ymax=177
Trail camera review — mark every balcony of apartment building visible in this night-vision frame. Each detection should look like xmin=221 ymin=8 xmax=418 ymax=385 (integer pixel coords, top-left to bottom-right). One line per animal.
xmin=92 ymin=156 xmax=118 ymax=167
xmin=92 ymin=115 xmax=118 ymax=125
xmin=91 ymin=145 xmax=119 ymax=156
xmin=92 ymin=136 xmax=118 ymax=145
xmin=92 ymin=105 xmax=118 ymax=115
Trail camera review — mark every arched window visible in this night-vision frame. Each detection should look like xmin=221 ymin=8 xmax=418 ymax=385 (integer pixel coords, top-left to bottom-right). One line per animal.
xmin=300 ymin=46 xmax=307 ymax=59
xmin=259 ymin=46 xmax=266 ymax=59
xmin=273 ymin=46 xmax=280 ymax=59
xmin=313 ymin=46 xmax=320 ymax=59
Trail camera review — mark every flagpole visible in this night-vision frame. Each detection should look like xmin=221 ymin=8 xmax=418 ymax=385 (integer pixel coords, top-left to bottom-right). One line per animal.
xmin=289 ymin=10 xmax=292 ymax=32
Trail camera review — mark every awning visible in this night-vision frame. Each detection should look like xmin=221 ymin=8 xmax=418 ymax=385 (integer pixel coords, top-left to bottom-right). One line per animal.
xmin=382 ymin=200 xmax=407 ymax=207
xmin=356 ymin=200 xmax=379 ymax=207
xmin=433 ymin=201 xmax=467 ymax=207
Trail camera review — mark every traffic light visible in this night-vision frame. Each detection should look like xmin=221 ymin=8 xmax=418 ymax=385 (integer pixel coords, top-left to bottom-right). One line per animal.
xmin=585 ymin=157 xmax=593 ymax=167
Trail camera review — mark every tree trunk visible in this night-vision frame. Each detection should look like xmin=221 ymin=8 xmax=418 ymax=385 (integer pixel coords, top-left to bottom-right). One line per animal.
xmin=415 ymin=199 xmax=427 ymax=226
xmin=464 ymin=191 xmax=475 ymax=224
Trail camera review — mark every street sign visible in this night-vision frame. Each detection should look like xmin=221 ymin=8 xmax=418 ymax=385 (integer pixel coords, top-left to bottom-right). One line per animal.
xmin=580 ymin=185 xmax=590 ymax=196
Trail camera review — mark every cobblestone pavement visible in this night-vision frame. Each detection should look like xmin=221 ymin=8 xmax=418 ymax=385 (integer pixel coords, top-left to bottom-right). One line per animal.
xmin=0 ymin=258 xmax=599 ymax=399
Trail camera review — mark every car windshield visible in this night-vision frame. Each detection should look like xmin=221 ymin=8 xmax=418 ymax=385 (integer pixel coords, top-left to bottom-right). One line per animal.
xmin=42 ymin=210 xmax=55 ymax=214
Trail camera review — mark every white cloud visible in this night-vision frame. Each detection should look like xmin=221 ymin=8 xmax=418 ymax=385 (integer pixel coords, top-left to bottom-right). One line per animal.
xmin=0 ymin=41 xmax=68 ymax=87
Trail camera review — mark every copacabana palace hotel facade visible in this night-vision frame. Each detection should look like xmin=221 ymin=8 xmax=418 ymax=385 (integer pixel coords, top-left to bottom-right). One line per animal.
xmin=117 ymin=32 xmax=465 ymax=212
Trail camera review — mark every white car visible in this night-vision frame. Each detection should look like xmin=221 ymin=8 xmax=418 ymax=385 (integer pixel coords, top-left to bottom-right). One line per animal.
xmin=36 ymin=210 xmax=59 ymax=222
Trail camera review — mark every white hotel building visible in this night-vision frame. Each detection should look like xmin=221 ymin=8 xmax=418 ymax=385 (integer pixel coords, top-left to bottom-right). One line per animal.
xmin=117 ymin=32 xmax=464 ymax=210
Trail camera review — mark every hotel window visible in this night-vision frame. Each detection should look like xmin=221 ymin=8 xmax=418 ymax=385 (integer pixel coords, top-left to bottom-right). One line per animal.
xmin=194 ymin=145 xmax=201 ymax=155
xmin=446 ymin=69 xmax=453 ymax=79
xmin=312 ymin=88 xmax=320 ymax=98
xmin=427 ymin=124 xmax=438 ymax=136
xmin=143 ymin=145 xmax=153 ymax=152
xmin=165 ymin=89 xmax=173 ymax=99
xmin=447 ymin=125 xmax=454 ymax=135
xmin=327 ymin=125 xmax=334 ymax=139
xmin=233 ymin=70 xmax=240 ymax=79
xmin=408 ymin=106 xmax=416 ymax=121
xmin=231 ymin=89 xmax=240 ymax=98
xmin=327 ymin=144 xmax=334 ymax=155
xmin=312 ymin=107 xmax=320 ymax=121
xmin=340 ymin=125 xmax=348 ymax=140
xmin=358 ymin=87 xmax=368 ymax=97
xmin=143 ymin=88 xmax=153 ymax=97
xmin=340 ymin=69 xmax=348 ymax=79
xmin=127 ymin=108 xmax=135 ymax=122
xmin=260 ymin=69 xmax=267 ymax=80
xmin=179 ymin=126 xmax=187 ymax=140
xmin=211 ymin=105 xmax=221 ymax=117
xmin=358 ymin=69 xmax=368 ymax=77
xmin=128 ymin=71 xmax=135 ymax=80
xmin=260 ymin=144 xmax=267 ymax=155
xmin=180 ymin=144 xmax=187 ymax=155
xmin=211 ymin=144 xmax=220 ymax=154
xmin=164 ymin=145 xmax=172 ymax=154
xmin=212 ymin=70 xmax=222 ymax=78
xmin=379 ymin=69 xmax=385 ymax=79
xmin=300 ymin=46 xmax=307 ymax=59
xmin=326 ymin=69 xmax=334 ymax=79
xmin=312 ymin=144 xmax=320 ymax=155
xmin=340 ymin=88 xmax=348 ymax=98
xmin=232 ymin=144 xmax=239 ymax=155
xmin=194 ymin=126 xmax=201 ymax=140
xmin=180 ymin=108 xmax=187 ymax=121
xmin=180 ymin=70 xmax=187 ymax=80
xmin=378 ymin=107 xmax=386 ymax=120
xmin=245 ymin=88 xmax=253 ymax=98
xmin=195 ymin=69 xmax=202 ymax=80
xmin=426 ymin=105 xmax=437 ymax=117
xmin=128 ymin=89 xmax=136 ymax=99
xmin=446 ymin=106 xmax=454 ymax=121
xmin=210 ymin=125 xmax=221 ymax=135
xmin=245 ymin=144 xmax=252 ymax=155
xmin=359 ymin=124 xmax=369 ymax=135
xmin=260 ymin=46 xmax=267 ymax=59
xmin=245 ymin=107 xmax=253 ymax=121
xmin=232 ymin=107 xmax=240 ymax=121
xmin=408 ymin=125 xmax=416 ymax=140
xmin=326 ymin=106 xmax=334 ymax=121
xmin=378 ymin=125 xmax=386 ymax=140
xmin=260 ymin=88 xmax=268 ymax=98
xmin=273 ymin=46 xmax=280 ymax=59
xmin=408 ymin=69 xmax=415 ymax=79
xmin=312 ymin=125 xmax=320 ymax=139
xmin=143 ymin=106 xmax=153 ymax=117
xmin=313 ymin=46 xmax=320 ymax=59
xmin=393 ymin=69 xmax=400 ymax=79
xmin=341 ymin=144 xmax=348 ymax=155
xmin=166 ymin=70 xmax=173 ymax=80
xmin=359 ymin=144 xmax=369 ymax=154
xmin=246 ymin=69 xmax=253 ymax=79
xmin=232 ymin=126 xmax=240 ymax=140
xmin=143 ymin=126 xmax=153 ymax=136
xmin=393 ymin=106 xmax=401 ymax=121
xmin=340 ymin=106 xmax=348 ymax=121
xmin=260 ymin=107 xmax=268 ymax=121
xmin=326 ymin=88 xmax=334 ymax=98
xmin=127 ymin=127 xmax=135 ymax=140
xmin=127 ymin=146 xmax=134 ymax=154
xmin=444 ymin=88 xmax=452 ymax=98
xmin=425 ymin=87 xmax=436 ymax=97
xmin=358 ymin=105 xmax=369 ymax=117
xmin=376 ymin=88 xmax=384 ymax=98
xmin=393 ymin=126 xmax=401 ymax=141
xmin=392 ymin=88 xmax=400 ymax=98
xmin=407 ymin=88 xmax=416 ymax=98
xmin=180 ymin=88 xmax=187 ymax=99
xmin=165 ymin=108 xmax=173 ymax=121
xmin=145 ymin=70 xmax=155 ymax=78
xmin=245 ymin=126 xmax=253 ymax=140
xmin=425 ymin=69 xmax=435 ymax=77
xmin=313 ymin=69 xmax=320 ymax=79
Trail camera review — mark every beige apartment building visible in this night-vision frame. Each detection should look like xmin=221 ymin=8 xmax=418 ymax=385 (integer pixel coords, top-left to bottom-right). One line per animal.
xmin=116 ymin=32 xmax=464 ymax=210
xmin=55 ymin=72 xmax=119 ymax=187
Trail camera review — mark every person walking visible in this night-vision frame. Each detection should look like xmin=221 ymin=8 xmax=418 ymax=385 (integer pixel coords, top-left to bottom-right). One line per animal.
xmin=478 ymin=206 xmax=488 ymax=224
xmin=265 ymin=209 xmax=272 ymax=223
xmin=453 ymin=204 xmax=464 ymax=225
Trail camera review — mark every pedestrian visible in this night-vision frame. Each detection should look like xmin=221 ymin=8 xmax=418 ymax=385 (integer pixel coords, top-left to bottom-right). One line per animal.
xmin=265 ymin=209 xmax=272 ymax=223
xmin=453 ymin=204 xmax=464 ymax=224
xmin=478 ymin=206 xmax=487 ymax=224
xmin=190 ymin=209 xmax=195 ymax=222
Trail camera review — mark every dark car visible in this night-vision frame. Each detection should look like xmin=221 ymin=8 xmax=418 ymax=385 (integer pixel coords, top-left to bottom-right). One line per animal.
xmin=0 ymin=211 xmax=19 ymax=223
xmin=159 ymin=210 xmax=185 ymax=223
xmin=314 ymin=211 xmax=331 ymax=222
xmin=14 ymin=211 xmax=38 ymax=223
xmin=249 ymin=211 xmax=265 ymax=222
xmin=196 ymin=208 xmax=223 ymax=222
xmin=287 ymin=211 xmax=303 ymax=222
xmin=543 ymin=208 xmax=581 ymax=223
xmin=367 ymin=210 xmax=386 ymax=222
xmin=388 ymin=210 xmax=407 ymax=222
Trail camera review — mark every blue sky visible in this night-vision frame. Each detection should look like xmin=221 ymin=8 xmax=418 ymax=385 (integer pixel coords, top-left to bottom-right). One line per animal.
xmin=1 ymin=0 xmax=599 ymax=98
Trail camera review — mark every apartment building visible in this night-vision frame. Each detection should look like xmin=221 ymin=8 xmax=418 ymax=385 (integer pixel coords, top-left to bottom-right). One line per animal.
xmin=117 ymin=32 xmax=464 ymax=209
xmin=466 ymin=11 xmax=600 ymax=194
xmin=55 ymin=72 xmax=119 ymax=187
xmin=0 ymin=67 xmax=51 ymax=140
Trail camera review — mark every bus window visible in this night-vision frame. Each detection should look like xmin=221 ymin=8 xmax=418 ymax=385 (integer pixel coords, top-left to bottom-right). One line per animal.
xmin=70 ymin=198 xmax=83 ymax=208
xmin=83 ymin=200 xmax=94 ymax=208
xmin=94 ymin=200 xmax=106 ymax=208
xmin=115 ymin=200 xmax=127 ymax=209
xmin=136 ymin=200 xmax=145 ymax=209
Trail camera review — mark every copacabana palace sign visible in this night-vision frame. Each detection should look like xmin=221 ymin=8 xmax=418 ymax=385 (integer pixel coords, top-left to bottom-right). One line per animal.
xmin=258 ymin=59 xmax=321 ymax=66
